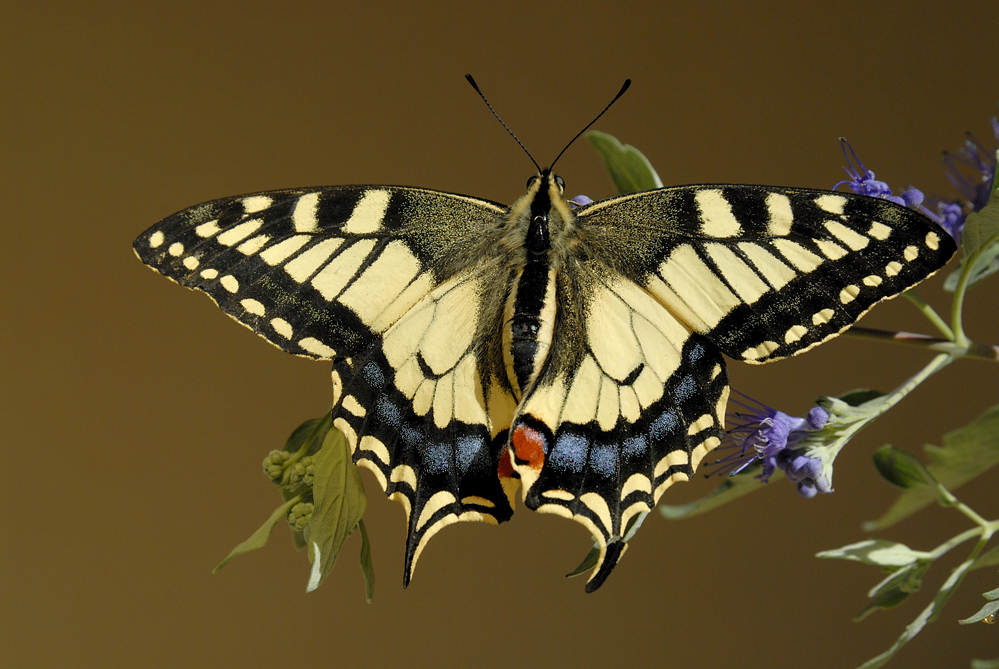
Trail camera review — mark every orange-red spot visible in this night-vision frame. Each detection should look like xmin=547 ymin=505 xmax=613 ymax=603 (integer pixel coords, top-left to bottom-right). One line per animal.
xmin=511 ymin=424 xmax=546 ymax=471
xmin=496 ymin=445 xmax=516 ymax=479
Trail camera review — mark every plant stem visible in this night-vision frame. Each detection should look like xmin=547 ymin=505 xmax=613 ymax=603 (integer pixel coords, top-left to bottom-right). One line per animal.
xmin=950 ymin=229 xmax=999 ymax=349
xmin=867 ymin=353 xmax=954 ymax=419
xmin=844 ymin=327 xmax=999 ymax=361
xmin=928 ymin=525 xmax=988 ymax=560
xmin=903 ymin=290 xmax=955 ymax=340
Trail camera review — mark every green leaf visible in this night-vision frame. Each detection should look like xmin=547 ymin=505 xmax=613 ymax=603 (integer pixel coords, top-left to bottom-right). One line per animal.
xmin=859 ymin=551 xmax=979 ymax=668
xmin=972 ymin=658 xmax=999 ymax=669
xmin=566 ymin=543 xmax=600 ymax=578
xmin=358 ymin=519 xmax=375 ymax=603
xmin=973 ymin=543 xmax=999 ymax=570
xmin=959 ymin=598 xmax=999 ymax=625
xmin=567 ymin=512 xmax=647 ymax=578
xmin=213 ymin=495 xmax=303 ymax=572
xmin=816 ymin=539 xmax=929 ymax=567
xmin=864 ymin=405 xmax=999 ymax=531
xmin=943 ymin=240 xmax=999 ymax=291
xmin=854 ymin=585 xmax=914 ymax=622
xmin=872 ymin=445 xmax=936 ymax=489
xmin=585 ymin=130 xmax=663 ymax=195
xmin=854 ymin=560 xmax=932 ymax=621
xmin=945 ymin=158 xmax=999 ymax=291
xmin=659 ymin=465 xmax=779 ymax=519
xmin=961 ymin=159 xmax=999 ymax=259
xmin=285 ymin=416 xmax=324 ymax=454
xmin=305 ymin=427 xmax=367 ymax=592
xmin=838 ymin=388 xmax=886 ymax=407
xmin=868 ymin=560 xmax=931 ymax=599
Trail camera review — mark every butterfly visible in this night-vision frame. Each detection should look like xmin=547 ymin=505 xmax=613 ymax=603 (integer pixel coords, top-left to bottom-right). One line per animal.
xmin=134 ymin=78 xmax=956 ymax=592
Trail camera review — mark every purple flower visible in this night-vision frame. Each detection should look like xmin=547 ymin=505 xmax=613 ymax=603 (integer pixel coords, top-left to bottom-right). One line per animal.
xmin=834 ymin=138 xmax=925 ymax=209
xmin=920 ymin=117 xmax=998 ymax=243
xmin=712 ymin=394 xmax=831 ymax=497
xmin=919 ymin=199 xmax=968 ymax=244
xmin=568 ymin=194 xmax=593 ymax=209
xmin=943 ymin=125 xmax=998 ymax=212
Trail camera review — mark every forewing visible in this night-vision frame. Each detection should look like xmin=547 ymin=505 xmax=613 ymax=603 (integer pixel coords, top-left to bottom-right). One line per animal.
xmin=508 ymin=261 xmax=728 ymax=591
xmin=576 ymin=185 xmax=956 ymax=363
xmin=135 ymin=186 xmax=520 ymax=585
xmin=134 ymin=186 xmax=506 ymax=359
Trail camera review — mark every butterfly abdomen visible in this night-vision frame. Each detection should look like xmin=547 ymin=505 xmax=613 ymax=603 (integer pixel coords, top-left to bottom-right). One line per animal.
xmin=503 ymin=253 xmax=557 ymax=399
xmin=501 ymin=174 xmax=568 ymax=399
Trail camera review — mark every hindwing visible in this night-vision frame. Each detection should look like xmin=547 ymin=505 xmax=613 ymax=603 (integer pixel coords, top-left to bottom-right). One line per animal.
xmin=509 ymin=261 xmax=728 ymax=591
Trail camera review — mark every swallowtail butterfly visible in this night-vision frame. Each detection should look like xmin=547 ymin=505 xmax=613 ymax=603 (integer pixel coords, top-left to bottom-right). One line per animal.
xmin=134 ymin=79 xmax=956 ymax=591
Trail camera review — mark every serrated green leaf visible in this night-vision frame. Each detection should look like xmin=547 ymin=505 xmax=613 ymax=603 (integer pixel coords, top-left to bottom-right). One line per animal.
xmin=959 ymin=598 xmax=999 ymax=625
xmin=855 ymin=585 xmax=914 ymax=622
xmin=213 ymin=495 xmax=302 ymax=573
xmin=585 ymin=130 xmax=663 ymax=195
xmin=659 ymin=465 xmax=779 ymax=519
xmin=972 ymin=658 xmax=999 ymax=669
xmin=872 ymin=445 xmax=936 ymax=489
xmin=838 ymin=388 xmax=886 ymax=407
xmin=816 ymin=539 xmax=929 ymax=567
xmin=864 ymin=405 xmax=999 ymax=531
xmin=973 ymin=543 xmax=999 ymax=570
xmin=358 ymin=519 xmax=375 ymax=603
xmin=566 ymin=543 xmax=600 ymax=578
xmin=305 ymin=428 xmax=367 ymax=592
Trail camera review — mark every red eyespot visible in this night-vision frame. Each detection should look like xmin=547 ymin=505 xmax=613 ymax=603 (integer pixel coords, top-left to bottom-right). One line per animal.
xmin=511 ymin=424 xmax=546 ymax=471
xmin=496 ymin=445 xmax=516 ymax=479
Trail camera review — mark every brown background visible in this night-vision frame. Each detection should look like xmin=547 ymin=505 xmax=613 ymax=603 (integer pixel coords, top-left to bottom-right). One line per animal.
xmin=3 ymin=2 xmax=998 ymax=667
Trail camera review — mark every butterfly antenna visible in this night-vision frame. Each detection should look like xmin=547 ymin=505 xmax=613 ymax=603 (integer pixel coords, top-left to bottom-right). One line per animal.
xmin=550 ymin=79 xmax=631 ymax=169
xmin=465 ymin=74 xmax=541 ymax=173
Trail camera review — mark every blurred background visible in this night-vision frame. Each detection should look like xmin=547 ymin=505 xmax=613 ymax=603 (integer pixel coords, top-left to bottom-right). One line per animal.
xmin=3 ymin=2 xmax=998 ymax=667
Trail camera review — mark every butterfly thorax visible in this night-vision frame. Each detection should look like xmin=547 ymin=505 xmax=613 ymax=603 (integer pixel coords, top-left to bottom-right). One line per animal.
xmin=502 ymin=171 xmax=572 ymax=399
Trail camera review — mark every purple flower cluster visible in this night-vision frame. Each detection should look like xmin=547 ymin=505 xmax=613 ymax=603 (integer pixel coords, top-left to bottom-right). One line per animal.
xmin=834 ymin=138 xmax=924 ymax=209
xmin=836 ymin=115 xmax=998 ymax=246
xmin=920 ymin=119 xmax=999 ymax=244
xmin=713 ymin=394 xmax=831 ymax=498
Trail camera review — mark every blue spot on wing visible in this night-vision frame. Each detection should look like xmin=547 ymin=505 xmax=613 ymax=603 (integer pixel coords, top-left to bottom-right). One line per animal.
xmin=456 ymin=435 xmax=483 ymax=474
xmin=419 ymin=440 xmax=451 ymax=475
xmin=376 ymin=396 xmax=402 ymax=428
xmin=400 ymin=425 xmax=422 ymax=448
xmin=674 ymin=375 xmax=696 ymax=401
xmin=363 ymin=361 xmax=386 ymax=389
xmin=621 ymin=435 xmax=648 ymax=459
xmin=550 ymin=432 xmax=588 ymax=473
xmin=589 ymin=443 xmax=618 ymax=477
xmin=649 ymin=410 xmax=680 ymax=441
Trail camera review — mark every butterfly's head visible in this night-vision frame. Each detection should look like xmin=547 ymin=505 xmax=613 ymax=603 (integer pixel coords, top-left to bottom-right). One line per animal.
xmin=526 ymin=169 xmax=566 ymax=199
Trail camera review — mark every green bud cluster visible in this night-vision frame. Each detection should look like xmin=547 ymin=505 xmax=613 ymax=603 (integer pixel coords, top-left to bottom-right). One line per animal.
xmin=288 ymin=502 xmax=314 ymax=533
xmin=262 ymin=450 xmax=291 ymax=482
xmin=287 ymin=455 xmax=315 ymax=487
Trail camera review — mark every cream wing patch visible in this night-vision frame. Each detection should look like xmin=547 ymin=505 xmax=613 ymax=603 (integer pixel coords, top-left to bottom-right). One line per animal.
xmin=530 ymin=276 xmax=690 ymax=432
xmin=379 ymin=272 xmax=489 ymax=431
